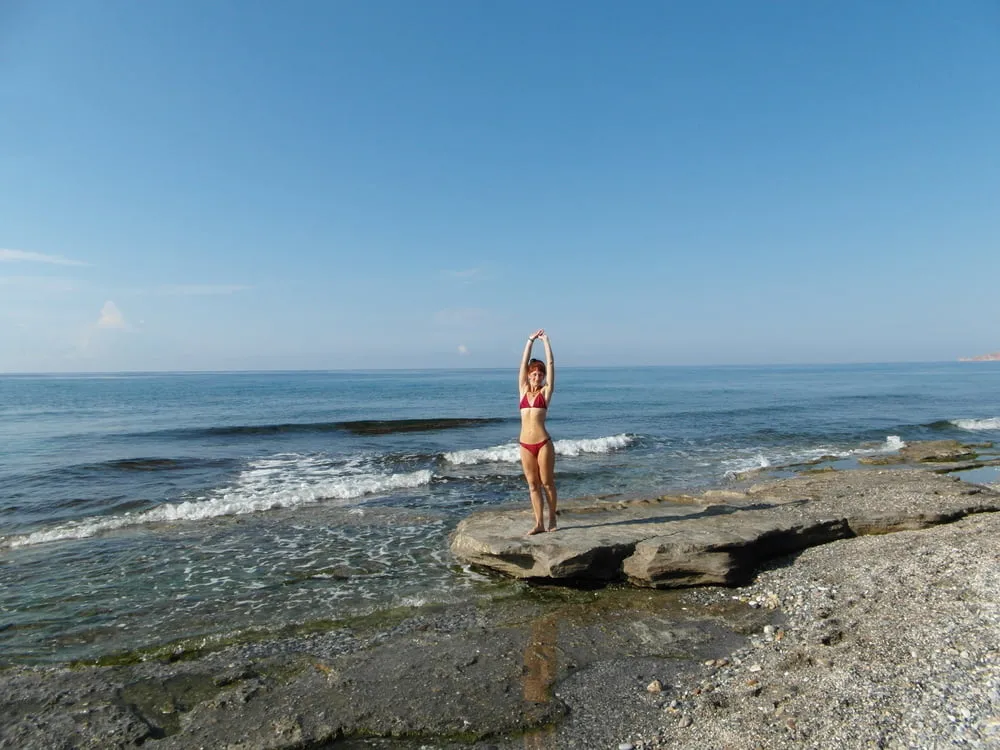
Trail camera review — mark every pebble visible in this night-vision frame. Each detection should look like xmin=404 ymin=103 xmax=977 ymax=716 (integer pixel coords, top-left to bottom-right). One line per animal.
xmin=618 ymin=744 xmax=635 ymax=750
xmin=647 ymin=679 xmax=663 ymax=693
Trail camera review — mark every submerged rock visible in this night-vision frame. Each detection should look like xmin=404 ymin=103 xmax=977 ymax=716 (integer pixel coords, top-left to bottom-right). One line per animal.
xmin=857 ymin=439 xmax=980 ymax=465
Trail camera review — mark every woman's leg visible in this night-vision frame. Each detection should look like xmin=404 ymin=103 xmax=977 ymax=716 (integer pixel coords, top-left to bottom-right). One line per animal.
xmin=520 ymin=446 xmax=545 ymax=535
xmin=537 ymin=441 xmax=557 ymax=531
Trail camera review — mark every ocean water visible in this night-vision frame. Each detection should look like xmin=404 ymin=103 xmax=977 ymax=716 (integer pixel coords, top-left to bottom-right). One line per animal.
xmin=2 ymin=363 xmax=999 ymax=665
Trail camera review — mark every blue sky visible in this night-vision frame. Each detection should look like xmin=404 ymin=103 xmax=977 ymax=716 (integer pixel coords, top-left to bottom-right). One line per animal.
xmin=2 ymin=1 xmax=998 ymax=372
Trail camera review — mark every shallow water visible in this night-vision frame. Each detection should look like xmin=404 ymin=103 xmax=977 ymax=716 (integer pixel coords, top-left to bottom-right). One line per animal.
xmin=952 ymin=464 xmax=1000 ymax=485
xmin=2 ymin=364 xmax=999 ymax=664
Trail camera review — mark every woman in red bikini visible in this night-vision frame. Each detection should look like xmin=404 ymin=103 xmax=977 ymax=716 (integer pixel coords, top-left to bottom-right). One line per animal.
xmin=519 ymin=329 xmax=557 ymax=535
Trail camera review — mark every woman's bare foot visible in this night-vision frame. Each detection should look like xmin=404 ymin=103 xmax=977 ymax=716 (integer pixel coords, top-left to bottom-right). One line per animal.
xmin=546 ymin=523 xmax=557 ymax=532
xmin=527 ymin=526 xmax=546 ymax=536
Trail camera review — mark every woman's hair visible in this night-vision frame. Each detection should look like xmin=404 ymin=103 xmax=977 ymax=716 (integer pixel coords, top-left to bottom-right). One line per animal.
xmin=527 ymin=358 xmax=546 ymax=375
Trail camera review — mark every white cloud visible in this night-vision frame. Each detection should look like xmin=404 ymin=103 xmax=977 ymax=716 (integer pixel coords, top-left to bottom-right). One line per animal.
xmin=458 ymin=344 xmax=469 ymax=355
xmin=0 ymin=248 xmax=89 ymax=266
xmin=159 ymin=284 xmax=251 ymax=296
xmin=97 ymin=301 xmax=126 ymax=329
xmin=75 ymin=302 xmax=131 ymax=359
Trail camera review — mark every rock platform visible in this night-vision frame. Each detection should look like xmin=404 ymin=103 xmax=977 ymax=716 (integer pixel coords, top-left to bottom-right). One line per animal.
xmin=450 ymin=466 xmax=1000 ymax=587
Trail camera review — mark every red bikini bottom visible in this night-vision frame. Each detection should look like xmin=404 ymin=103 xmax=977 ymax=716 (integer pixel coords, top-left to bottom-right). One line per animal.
xmin=519 ymin=438 xmax=550 ymax=457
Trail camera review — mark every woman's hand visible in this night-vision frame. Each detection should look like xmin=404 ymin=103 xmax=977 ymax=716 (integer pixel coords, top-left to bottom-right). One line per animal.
xmin=530 ymin=329 xmax=545 ymax=341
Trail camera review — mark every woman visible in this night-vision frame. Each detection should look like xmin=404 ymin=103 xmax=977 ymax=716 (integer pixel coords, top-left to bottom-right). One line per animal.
xmin=518 ymin=329 xmax=557 ymax=535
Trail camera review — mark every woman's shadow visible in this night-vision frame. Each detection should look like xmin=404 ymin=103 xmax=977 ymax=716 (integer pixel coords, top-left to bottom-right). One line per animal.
xmin=521 ymin=613 xmax=559 ymax=748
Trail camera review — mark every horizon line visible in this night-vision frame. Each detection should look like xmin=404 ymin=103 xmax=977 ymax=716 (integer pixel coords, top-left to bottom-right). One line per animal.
xmin=0 ymin=359 xmax=972 ymax=377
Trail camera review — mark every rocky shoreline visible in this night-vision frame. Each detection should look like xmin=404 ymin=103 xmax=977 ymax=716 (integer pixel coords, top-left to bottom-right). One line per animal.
xmin=2 ymin=441 xmax=999 ymax=749
xmin=622 ymin=502 xmax=1000 ymax=749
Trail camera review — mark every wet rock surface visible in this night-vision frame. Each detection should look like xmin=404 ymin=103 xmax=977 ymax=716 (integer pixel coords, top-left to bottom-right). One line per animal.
xmin=857 ymin=438 xmax=986 ymax=465
xmin=0 ymin=587 xmax=754 ymax=750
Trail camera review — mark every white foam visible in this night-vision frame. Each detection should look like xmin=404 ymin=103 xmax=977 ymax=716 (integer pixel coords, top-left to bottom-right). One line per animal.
xmin=882 ymin=435 xmax=906 ymax=451
xmin=443 ymin=434 xmax=635 ymax=465
xmin=723 ymin=453 xmax=772 ymax=478
xmin=444 ymin=444 xmax=521 ymax=465
xmin=852 ymin=435 xmax=906 ymax=456
xmin=556 ymin=434 xmax=634 ymax=457
xmin=951 ymin=418 xmax=1000 ymax=431
xmin=2 ymin=454 xmax=432 ymax=549
xmin=722 ymin=435 xmax=904 ymax=479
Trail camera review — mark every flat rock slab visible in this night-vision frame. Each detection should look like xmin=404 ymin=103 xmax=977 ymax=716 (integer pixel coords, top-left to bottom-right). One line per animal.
xmin=858 ymin=438 xmax=992 ymax=465
xmin=450 ymin=468 xmax=1000 ymax=588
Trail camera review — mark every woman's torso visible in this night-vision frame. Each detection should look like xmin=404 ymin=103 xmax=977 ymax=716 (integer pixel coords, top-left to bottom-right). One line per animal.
xmin=519 ymin=389 xmax=550 ymax=442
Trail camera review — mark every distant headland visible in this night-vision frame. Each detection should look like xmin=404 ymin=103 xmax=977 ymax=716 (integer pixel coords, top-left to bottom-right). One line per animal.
xmin=959 ymin=351 xmax=1000 ymax=361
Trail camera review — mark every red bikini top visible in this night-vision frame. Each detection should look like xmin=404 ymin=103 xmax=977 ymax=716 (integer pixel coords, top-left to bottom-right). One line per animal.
xmin=519 ymin=391 xmax=548 ymax=409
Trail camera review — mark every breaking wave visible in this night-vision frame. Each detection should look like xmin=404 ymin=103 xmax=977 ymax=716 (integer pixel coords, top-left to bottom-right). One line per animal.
xmin=950 ymin=418 xmax=1000 ymax=431
xmin=1 ymin=454 xmax=432 ymax=550
xmin=443 ymin=434 xmax=635 ymax=465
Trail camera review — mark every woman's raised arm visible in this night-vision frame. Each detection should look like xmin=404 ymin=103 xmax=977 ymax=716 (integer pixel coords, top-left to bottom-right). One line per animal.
xmin=540 ymin=332 xmax=554 ymax=393
xmin=519 ymin=329 xmax=544 ymax=390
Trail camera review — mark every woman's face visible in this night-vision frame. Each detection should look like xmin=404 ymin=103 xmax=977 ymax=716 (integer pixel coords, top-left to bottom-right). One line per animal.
xmin=528 ymin=368 xmax=545 ymax=388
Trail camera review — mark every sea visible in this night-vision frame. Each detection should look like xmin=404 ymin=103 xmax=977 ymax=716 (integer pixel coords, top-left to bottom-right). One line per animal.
xmin=2 ymin=363 xmax=999 ymax=666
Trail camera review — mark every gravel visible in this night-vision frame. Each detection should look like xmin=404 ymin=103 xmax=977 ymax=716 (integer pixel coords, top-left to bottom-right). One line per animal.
xmin=618 ymin=506 xmax=1000 ymax=750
